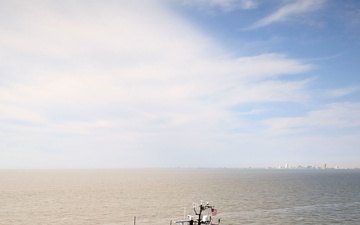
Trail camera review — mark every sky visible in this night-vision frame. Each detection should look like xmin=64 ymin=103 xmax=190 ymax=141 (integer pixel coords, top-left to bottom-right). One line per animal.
xmin=1 ymin=0 xmax=360 ymax=169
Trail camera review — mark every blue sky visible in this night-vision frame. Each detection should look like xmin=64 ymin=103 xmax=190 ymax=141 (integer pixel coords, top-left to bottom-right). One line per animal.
xmin=1 ymin=0 xmax=360 ymax=169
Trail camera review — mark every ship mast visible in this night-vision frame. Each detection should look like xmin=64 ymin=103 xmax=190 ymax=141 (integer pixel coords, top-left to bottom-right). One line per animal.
xmin=193 ymin=201 xmax=216 ymax=224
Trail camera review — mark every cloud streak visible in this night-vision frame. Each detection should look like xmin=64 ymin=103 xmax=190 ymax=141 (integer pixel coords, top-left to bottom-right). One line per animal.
xmin=250 ymin=0 xmax=326 ymax=29
xmin=325 ymin=86 xmax=360 ymax=98
xmin=261 ymin=102 xmax=360 ymax=136
xmin=179 ymin=0 xmax=258 ymax=13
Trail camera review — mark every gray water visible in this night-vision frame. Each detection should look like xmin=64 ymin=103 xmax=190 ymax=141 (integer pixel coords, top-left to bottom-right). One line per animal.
xmin=1 ymin=169 xmax=360 ymax=224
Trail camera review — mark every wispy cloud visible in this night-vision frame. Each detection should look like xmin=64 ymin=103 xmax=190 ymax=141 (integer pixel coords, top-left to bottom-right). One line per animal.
xmin=343 ymin=2 xmax=360 ymax=28
xmin=261 ymin=102 xmax=360 ymax=136
xmin=0 ymin=1 xmax=315 ymax=168
xmin=249 ymin=0 xmax=326 ymax=29
xmin=326 ymin=86 xmax=360 ymax=98
xmin=180 ymin=0 xmax=258 ymax=13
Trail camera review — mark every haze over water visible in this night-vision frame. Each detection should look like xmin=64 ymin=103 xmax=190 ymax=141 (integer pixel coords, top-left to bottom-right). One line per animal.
xmin=1 ymin=169 xmax=360 ymax=225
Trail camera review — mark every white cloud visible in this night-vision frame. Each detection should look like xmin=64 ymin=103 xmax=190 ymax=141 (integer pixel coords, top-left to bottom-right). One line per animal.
xmin=180 ymin=0 xmax=258 ymax=12
xmin=261 ymin=102 xmax=360 ymax=136
xmin=1 ymin=0 xmax=350 ymax=168
xmin=250 ymin=0 xmax=326 ymax=29
xmin=326 ymin=86 xmax=360 ymax=98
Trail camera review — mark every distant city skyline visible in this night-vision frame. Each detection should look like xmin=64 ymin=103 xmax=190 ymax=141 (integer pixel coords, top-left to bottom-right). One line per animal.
xmin=1 ymin=0 xmax=360 ymax=169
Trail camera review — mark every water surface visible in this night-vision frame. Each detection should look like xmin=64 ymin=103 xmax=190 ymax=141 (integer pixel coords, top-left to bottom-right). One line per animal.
xmin=1 ymin=169 xmax=359 ymax=224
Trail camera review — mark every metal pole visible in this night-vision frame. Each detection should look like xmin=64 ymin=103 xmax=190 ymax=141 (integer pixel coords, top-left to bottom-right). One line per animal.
xmin=134 ymin=216 xmax=136 ymax=225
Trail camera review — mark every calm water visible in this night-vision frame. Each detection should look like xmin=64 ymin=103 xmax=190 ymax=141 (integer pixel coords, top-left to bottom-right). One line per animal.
xmin=1 ymin=169 xmax=360 ymax=224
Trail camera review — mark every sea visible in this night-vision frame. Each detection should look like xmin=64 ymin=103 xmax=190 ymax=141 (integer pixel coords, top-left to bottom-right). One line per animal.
xmin=1 ymin=169 xmax=360 ymax=225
